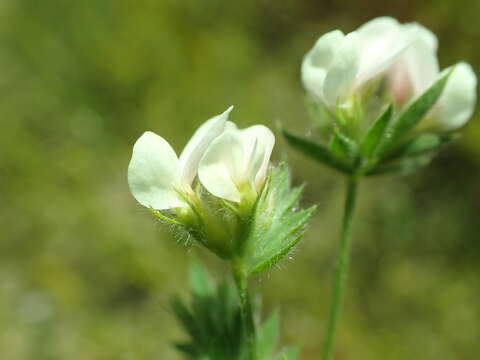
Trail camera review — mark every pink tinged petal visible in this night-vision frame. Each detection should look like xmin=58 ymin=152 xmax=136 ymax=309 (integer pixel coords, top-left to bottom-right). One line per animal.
xmin=301 ymin=30 xmax=345 ymax=103
xmin=178 ymin=106 xmax=233 ymax=187
xmin=431 ymin=63 xmax=477 ymax=131
xmin=128 ymin=131 xmax=185 ymax=210
xmin=403 ymin=24 xmax=439 ymax=92
xmin=389 ymin=24 xmax=439 ymax=103
xmin=198 ymin=131 xmax=245 ymax=202
xmin=323 ymin=32 xmax=360 ymax=106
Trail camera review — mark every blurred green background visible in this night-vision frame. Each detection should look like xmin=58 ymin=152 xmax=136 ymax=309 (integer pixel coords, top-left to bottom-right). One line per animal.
xmin=1 ymin=0 xmax=479 ymax=359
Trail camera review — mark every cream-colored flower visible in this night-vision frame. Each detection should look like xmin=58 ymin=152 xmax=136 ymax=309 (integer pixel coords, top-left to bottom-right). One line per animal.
xmin=387 ymin=26 xmax=477 ymax=131
xmin=128 ymin=107 xmax=233 ymax=210
xmin=302 ymin=17 xmax=417 ymax=107
xmin=198 ymin=124 xmax=275 ymax=203
xmin=303 ymin=17 xmax=477 ymax=131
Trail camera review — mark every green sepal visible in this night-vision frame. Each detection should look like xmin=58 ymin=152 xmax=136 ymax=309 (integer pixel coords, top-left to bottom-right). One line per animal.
xmin=243 ymin=163 xmax=316 ymax=275
xmin=379 ymin=71 xmax=452 ymax=154
xmin=360 ymin=104 xmax=394 ymax=158
xmin=329 ymin=127 xmax=359 ymax=166
xmin=282 ymin=129 xmax=352 ymax=174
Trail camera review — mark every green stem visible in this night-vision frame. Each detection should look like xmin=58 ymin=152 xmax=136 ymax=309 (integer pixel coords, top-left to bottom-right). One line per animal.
xmin=322 ymin=176 xmax=359 ymax=360
xmin=232 ymin=260 xmax=257 ymax=360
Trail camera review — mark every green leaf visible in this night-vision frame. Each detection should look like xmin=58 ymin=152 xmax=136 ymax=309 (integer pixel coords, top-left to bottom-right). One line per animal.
xmin=257 ymin=310 xmax=280 ymax=359
xmin=379 ymin=71 xmax=452 ymax=154
xmin=189 ymin=260 xmax=215 ymax=297
xmin=329 ymin=128 xmax=359 ymax=165
xmin=360 ymin=105 xmax=394 ymax=157
xmin=172 ymin=262 xmax=246 ymax=359
xmin=244 ymin=164 xmax=316 ymax=274
xmin=173 ymin=260 xmax=300 ymax=359
xmin=172 ymin=297 xmax=202 ymax=346
xmin=367 ymin=155 xmax=433 ymax=176
xmin=282 ymin=129 xmax=352 ymax=174
xmin=383 ymin=133 xmax=457 ymax=162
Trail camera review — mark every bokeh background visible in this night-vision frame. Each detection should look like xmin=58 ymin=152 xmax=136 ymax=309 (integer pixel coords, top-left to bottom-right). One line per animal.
xmin=1 ymin=0 xmax=479 ymax=359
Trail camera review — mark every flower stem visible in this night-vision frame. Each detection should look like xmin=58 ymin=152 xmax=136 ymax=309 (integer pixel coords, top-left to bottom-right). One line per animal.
xmin=322 ymin=176 xmax=358 ymax=360
xmin=232 ymin=260 xmax=257 ymax=360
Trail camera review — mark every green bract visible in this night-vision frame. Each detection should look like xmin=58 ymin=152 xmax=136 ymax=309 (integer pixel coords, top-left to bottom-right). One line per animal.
xmin=242 ymin=164 xmax=316 ymax=274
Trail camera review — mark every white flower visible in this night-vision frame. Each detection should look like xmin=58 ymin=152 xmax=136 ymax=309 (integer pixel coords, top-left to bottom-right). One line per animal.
xmin=386 ymin=25 xmax=477 ymax=131
xmin=303 ymin=17 xmax=477 ymax=131
xmin=302 ymin=17 xmax=417 ymax=107
xmin=198 ymin=124 xmax=275 ymax=203
xmin=128 ymin=106 xmax=233 ymax=210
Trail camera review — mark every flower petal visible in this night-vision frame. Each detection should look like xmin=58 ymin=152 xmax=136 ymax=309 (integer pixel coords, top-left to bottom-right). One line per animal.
xmin=388 ymin=24 xmax=439 ymax=102
xmin=355 ymin=17 xmax=414 ymax=85
xmin=323 ymin=32 xmax=360 ymax=106
xmin=128 ymin=131 xmax=185 ymax=210
xmin=179 ymin=106 xmax=233 ymax=187
xmin=198 ymin=131 xmax=245 ymax=202
xmin=431 ymin=63 xmax=477 ymax=131
xmin=301 ymin=30 xmax=345 ymax=103
xmin=239 ymin=125 xmax=275 ymax=190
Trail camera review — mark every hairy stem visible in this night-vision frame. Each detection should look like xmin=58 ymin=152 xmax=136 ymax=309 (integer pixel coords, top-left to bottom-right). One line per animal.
xmin=232 ymin=260 xmax=257 ymax=360
xmin=322 ymin=176 xmax=358 ymax=360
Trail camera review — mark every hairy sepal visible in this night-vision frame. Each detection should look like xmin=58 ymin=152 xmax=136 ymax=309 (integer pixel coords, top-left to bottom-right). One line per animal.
xmin=243 ymin=163 xmax=316 ymax=275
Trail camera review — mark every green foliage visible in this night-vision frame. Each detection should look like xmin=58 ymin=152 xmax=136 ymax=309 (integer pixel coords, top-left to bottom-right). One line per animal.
xmin=329 ymin=128 xmax=359 ymax=167
xmin=243 ymin=164 xmax=316 ymax=275
xmin=256 ymin=310 xmax=280 ymax=359
xmin=257 ymin=310 xmax=299 ymax=360
xmin=282 ymin=130 xmax=352 ymax=174
xmin=383 ymin=133 xmax=457 ymax=161
xmin=172 ymin=261 xmax=247 ymax=360
xmin=366 ymin=133 xmax=456 ymax=176
xmin=2 ymin=0 xmax=480 ymax=359
xmin=361 ymin=105 xmax=394 ymax=158
xmin=173 ymin=261 xmax=298 ymax=360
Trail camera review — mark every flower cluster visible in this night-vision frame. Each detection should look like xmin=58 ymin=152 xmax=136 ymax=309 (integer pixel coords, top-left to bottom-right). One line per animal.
xmin=302 ymin=17 xmax=476 ymax=132
xmin=128 ymin=107 xmax=314 ymax=272
xmin=128 ymin=106 xmax=273 ymax=211
xmin=285 ymin=17 xmax=477 ymax=176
